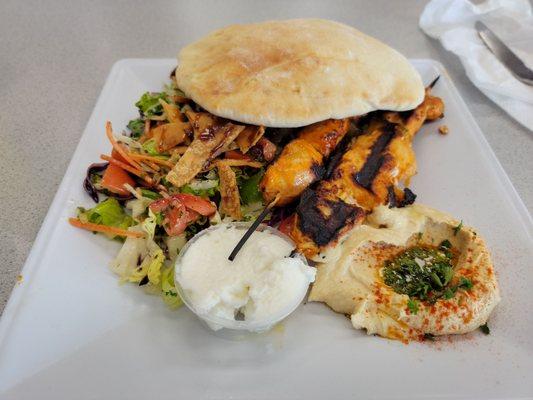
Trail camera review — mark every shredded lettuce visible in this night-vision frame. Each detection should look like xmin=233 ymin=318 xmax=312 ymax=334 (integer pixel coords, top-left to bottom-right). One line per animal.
xmin=146 ymin=248 xmax=165 ymax=285
xmin=135 ymin=92 xmax=168 ymax=118
xmin=239 ymin=169 xmax=264 ymax=205
xmin=164 ymin=81 xmax=186 ymax=99
xmin=125 ymin=245 xmax=164 ymax=284
xmin=126 ymin=196 xmax=153 ymax=219
xmin=140 ymin=189 xmax=161 ymax=200
xmin=180 ymin=170 xmax=219 ymax=198
xmin=165 ymin=234 xmax=187 ymax=262
xmin=77 ymin=198 xmax=134 ymax=238
xmin=110 ymin=229 xmax=152 ymax=279
xmin=141 ymin=139 xmax=161 ymax=156
xmin=160 ymin=266 xmax=183 ymax=309
xmin=209 ymin=211 xmax=222 ymax=226
xmin=110 ymin=232 xmax=164 ymax=284
xmin=141 ymin=208 xmax=158 ymax=239
xmin=124 ymin=189 xmax=160 ymax=220
xmin=110 ymin=233 xmax=182 ymax=309
xmin=181 ymin=182 xmax=218 ymax=198
xmin=127 ymin=118 xmax=145 ymax=139
xmin=241 ymin=201 xmax=266 ymax=222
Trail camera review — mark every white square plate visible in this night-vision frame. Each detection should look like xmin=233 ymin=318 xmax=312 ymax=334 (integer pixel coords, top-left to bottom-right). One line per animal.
xmin=0 ymin=59 xmax=532 ymax=400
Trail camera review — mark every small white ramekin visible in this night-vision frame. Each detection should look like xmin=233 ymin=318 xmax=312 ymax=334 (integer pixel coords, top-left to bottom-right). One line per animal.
xmin=174 ymin=222 xmax=312 ymax=336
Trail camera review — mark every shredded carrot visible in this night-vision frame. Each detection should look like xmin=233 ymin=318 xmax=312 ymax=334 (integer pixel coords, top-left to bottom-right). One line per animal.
xmin=134 ymin=158 xmax=160 ymax=172
xmin=138 ymin=161 xmax=159 ymax=173
xmin=127 ymin=152 xmax=174 ymax=168
xmin=69 ymin=218 xmax=144 ymax=238
xmin=100 ymin=154 xmax=153 ymax=184
xmin=145 ymin=160 xmax=161 ymax=171
xmin=106 ymin=121 xmax=143 ymax=171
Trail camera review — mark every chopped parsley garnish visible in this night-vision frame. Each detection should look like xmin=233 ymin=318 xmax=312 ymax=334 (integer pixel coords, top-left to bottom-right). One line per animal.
xmin=453 ymin=220 xmax=463 ymax=236
xmin=440 ymin=239 xmax=451 ymax=249
xmin=439 ymin=277 xmax=473 ymax=302
xmin=443 ymin=287 xmax=455 ymax=299
xmin=383 ymin=241 xmax=454 ymax=300
xmin=407 ymin=299 xmax=419 ymax=315
xmin=479 ymin=323 xmax=490 ymax=335
xmin=458 ymin=276 xmax=473 ymax=290
xmin=383 ymin=240 xmax=473 ymax=304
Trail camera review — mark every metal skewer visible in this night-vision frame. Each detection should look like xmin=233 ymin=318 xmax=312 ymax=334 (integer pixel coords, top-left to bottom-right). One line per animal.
xmin=428 ymin=75 xmax=440 ymax=89
xmin=228 ymin=195 xmax=280 ymax=261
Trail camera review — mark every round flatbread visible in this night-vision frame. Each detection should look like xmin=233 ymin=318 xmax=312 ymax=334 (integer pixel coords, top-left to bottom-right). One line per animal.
xmin=175 ymin=19 xmax=425 ymax=127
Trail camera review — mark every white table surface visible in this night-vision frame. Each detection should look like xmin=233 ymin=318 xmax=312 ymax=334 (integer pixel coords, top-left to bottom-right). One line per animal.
xmin=0 ymin=0 xmax=531 ymax=314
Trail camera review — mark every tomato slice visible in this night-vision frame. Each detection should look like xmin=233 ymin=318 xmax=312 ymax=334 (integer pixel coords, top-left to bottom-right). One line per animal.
xmin=149 ymin=197 xmax=170 ymax=213
xmin=173 ymin=194 xmax=216 ymax=216
xmin=164 ymin=200 xmax=189 ymax=236
xmin=148 ymin=194 xmax=209 ymax=236
xmin=100 ymin=163 xmax=135 ymax=196
xmin=185 ymin=209 xmax=200 ymax=224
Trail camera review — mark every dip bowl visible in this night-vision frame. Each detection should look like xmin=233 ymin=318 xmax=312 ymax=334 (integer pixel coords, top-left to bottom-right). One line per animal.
xmin=174 ymin=222 xmax=313 ymax=336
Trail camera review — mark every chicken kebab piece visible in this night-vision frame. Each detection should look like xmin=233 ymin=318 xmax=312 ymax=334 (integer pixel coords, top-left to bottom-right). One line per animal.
xmin=260 ymin=118 xmax=351 ymax=206
xmin=281 ymin=87 xmax=444 ymax=258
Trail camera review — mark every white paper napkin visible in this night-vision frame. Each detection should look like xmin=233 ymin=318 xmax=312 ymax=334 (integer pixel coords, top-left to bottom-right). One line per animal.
xmin=420 ymin=0 xmax=533 ymax=131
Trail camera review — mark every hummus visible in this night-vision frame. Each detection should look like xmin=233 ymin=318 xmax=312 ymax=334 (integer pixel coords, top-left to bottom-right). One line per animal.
xmin=309 ymin=204 xmax=500 ymax=342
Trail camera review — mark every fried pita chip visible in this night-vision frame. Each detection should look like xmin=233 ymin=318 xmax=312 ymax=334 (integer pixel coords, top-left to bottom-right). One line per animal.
xmin=217 ymin=161 xmax=242 ymax=220
xmin=151 ymin=122 xmax=191 ymax=152
xmin=160 ymin=100 xmax=186 ymax=123
xmin=235 ymin=125 xmax=265 ymax=153
xmin=166 ymin=120 xmax=245 ymax=187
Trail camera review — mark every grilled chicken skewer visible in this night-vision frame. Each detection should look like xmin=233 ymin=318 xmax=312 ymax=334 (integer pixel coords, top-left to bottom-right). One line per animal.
xmin=260 ymin=118 xmax=350 ymax=206
xmin=288 ymin=89 xmax=445 ymax=258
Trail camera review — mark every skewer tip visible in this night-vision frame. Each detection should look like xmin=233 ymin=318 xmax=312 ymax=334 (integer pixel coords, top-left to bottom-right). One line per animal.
xmin=428 ymin=75 xmax=440 ymax=89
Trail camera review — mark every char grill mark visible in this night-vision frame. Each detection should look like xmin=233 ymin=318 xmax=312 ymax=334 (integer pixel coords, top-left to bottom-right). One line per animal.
xmin=387 ymin=186 xmax=397 ymax=208
xmin=387 ymin=186 xmax=417 ymax=208
xmin=353 ymin=123 xmax=396 ymax=191
xmin=399 ymin=188 xmax=416 ymax=207
xmin=323 ymin=131 xmax=355 ymax=180
xmin=310 ymin=162 xmax=325 ymax=182
xmin=296 ymin=189 xmax=364 ymax=246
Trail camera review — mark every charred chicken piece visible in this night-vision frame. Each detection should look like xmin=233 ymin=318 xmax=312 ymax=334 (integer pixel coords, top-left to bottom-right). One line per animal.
xmin=260 ymin=119 xmax=350 ymax=206
xmin=290 ymin=91 xmax=444 ymax=258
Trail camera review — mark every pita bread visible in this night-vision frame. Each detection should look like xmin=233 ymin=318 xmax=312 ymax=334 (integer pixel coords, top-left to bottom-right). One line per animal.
xmin=175 ymin=19 xmax=424 ymax=128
